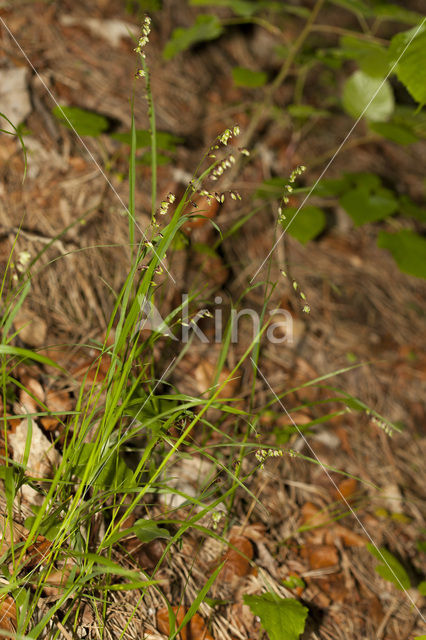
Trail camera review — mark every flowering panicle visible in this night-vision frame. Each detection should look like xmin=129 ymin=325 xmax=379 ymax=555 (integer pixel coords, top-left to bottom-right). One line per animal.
xmin=278 ymin=164 xmax=306 ymax=219
xmin=158 ymin=192 xmax=176 ymax=216
xmin=371 ymin=416 xmax=393 ymax=437
xmin=135 ymin=16 xmax=151 ymax=77
xmin=281 ymin=270 xmax=310 ymax=314
xmin=217 ymin=125 xmax=240 ymax=146
xmin=255 ymin=448 xmax=283 ymax=469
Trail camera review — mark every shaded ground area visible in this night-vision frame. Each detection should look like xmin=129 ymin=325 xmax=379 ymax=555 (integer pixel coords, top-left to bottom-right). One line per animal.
xmin=0 ymin=1 xmax=425 ymax=638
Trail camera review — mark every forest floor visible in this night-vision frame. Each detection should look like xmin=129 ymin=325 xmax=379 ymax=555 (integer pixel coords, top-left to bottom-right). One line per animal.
xmin=0 ymin=1 xmax=425 ymax=639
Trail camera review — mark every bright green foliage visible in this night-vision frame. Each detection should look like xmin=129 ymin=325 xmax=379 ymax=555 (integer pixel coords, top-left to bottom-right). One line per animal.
xmin=137 ymin=151 xmax=171 ymax=165
xmin=389 ymin=25 xmax=426 ymax=106
xmin=25 ymin=510 xmax=63 ymax=540
xmin=232 ymin=66 xmax=268 ymax=87
xmin=391 ymin=106 xmax=426 ymax=139
xmin=108 ymin=520 xmax=171 ymax=545
xmin=342 ymin=70 xmax=394 ymax=121
xmin=111 ymin=129 xmax=183 ymax=151
xmin=366 ymin=543 xmax=411 ymax=590
xmin=377 ymin=230 xmax=426 ymax=279
xmin=312 ymin=172 xmax=426 ymax=278
xmin=244 ymin=592 xmax=308 ymax=640
xmin=73 ymin=442 xmax=134 ymax=491
xmin=281 ymin=206 xmax=326 ymax=244
xmin=418 ymin=581 xmax=426 ymax=596
xmin=369 ymin=121 xmax=418 ymax=145
xmin=163 ymin=14 xmax=223 ymax=59
xmin=340 ymin=183 xmax=398 ymax=226
xmin=52 ymin=106 xmax=109 ymax=136
xmin=339 ymin=36 xmax=390 ymax=77
xmin=282 ymin=576 xmax=306 ymax=589
xmin=373 ymin=4 xmax=424 ymax=24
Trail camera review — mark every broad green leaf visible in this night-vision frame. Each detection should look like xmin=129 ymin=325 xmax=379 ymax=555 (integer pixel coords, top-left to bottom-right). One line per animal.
xmin=281 ymin=206 xmax=326 ymax=244
xmin=52 ymin=106 xmax=109 ymax=136
xmin=418 ymin=581 xmax=426 ymax=596
xmin=244 ymin=593 xmax=308 ymax=640
xmin=313 ymin=176 xmax=351 ymax=197
xmin=389 ymin=25 xmax=426 ymax=105
xmin=392 ymin=105 xmax=426 ymax=139
xmin=340 ymin=186 xmax=398 ymax=226
xmin=163 ymin=14 xmax=223 ymax=60
xmin=0 ymin=345 xmax=65 ymax=371
xmin=282 ymin=576 xmax=306 ymax=589
xmin=374 ymin=4 xmax=424 ymax=25
xmin=25 ymin=513 xmax=62 ymax=540
xmin=134 ymin=519 xmax=171 ymax=542
xmin=126 ymin=391 xmax=182 ymax=432
xmin=366 ymin=544 xmax=411 ymax=590
xmin=111 ymin=129 xmax=183 ymax=150
xmin=340 ymin=35 xmax=390 ymax=77
xmin=342 ymin=71 xmax=394 ymax=121
xmin=377 ymin=230 xmax=426 ymax=279
xmin=136 ymin=151 xmax=171 ymax=166
xmin=348 ymin=171 xmax=381 ymax=190
xmin=232 ymin=66 xmax=268 ymax=88
xmin=414 ymin=636 xmax=426 ymax=640
xmin=369 ymin=121 xmax=418 ymax=144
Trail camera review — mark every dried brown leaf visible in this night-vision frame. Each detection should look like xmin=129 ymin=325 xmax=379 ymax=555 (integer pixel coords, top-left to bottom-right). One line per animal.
xmin=0 ymin=595 xmax=16 ymax=634
xmin=219 ymin=534 xmax=254 ymax=583
xmin=333 ymin=524 xmax=366 ymax=547
xmin=23 ymin=535 xmax=52 ymax=568
xmin=333 ymin=477 xmax=358 ymax=503
xmin=41 ymin=389 xmax=73 ymax=431
xmin=193 ymin=360 xmax=239 ymax=398
xmin=157 ymin=606 xmax=187 ymax=639
xmin=182 ymin=195 xmax=220 ymax=233
xmin=187 ymin=613 xmax=214 ymax=640
xmin=18 ymin=376 xmax=44 ymax=414
xmin=305 ymin=544 xmax=339 ymax=570
xmin=43 ymin=565 xmax=71 ymax=598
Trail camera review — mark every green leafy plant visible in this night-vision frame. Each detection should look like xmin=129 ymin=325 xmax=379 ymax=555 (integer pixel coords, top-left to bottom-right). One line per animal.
xmin=366 ymin=543 xmax=411 ymax=591
xmin=163 ymin=14 xmax=224 ymax=60
xmin=1 ymin=4 xmax=424 ymax=637
xmin=244 ymin=592 xmax=309 ymax=640
xmin=52 ymin=105 xmax=110 ymax=136
xmin=163 ymin=1 xmax=426 ymax=278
